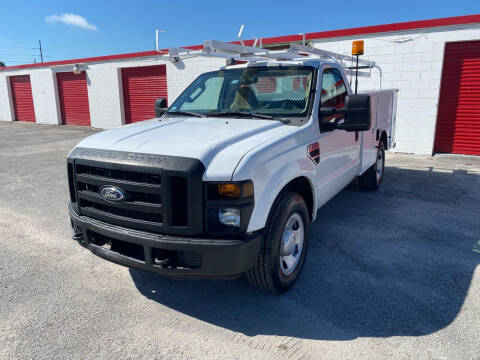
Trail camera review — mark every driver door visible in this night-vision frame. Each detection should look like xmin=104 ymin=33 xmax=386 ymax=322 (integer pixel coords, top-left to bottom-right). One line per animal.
xmin=315 ymin=67 xmax=361 ymax=206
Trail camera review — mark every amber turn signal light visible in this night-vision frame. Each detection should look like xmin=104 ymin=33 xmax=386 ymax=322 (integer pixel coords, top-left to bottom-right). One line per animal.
xmin=242 ymin=181 xmax=254 ymax=198
xmin=218 ymin=183 xmax=241 ymax=198
xmin=216 ymin=181 xmax=254 ymax=199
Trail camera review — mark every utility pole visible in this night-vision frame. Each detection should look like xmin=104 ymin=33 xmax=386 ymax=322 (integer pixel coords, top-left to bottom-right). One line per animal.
xmin=34 ymin=40 xmax=43 ymax=63
xmin=39 ymin=40 xmax=43 ymax=63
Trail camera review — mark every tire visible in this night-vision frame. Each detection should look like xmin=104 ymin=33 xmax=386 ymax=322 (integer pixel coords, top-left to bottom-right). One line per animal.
xmin=246 ymin=192 xmax=310 ymax=294
xmin=359 ymin=140 xmax=385 ymax=190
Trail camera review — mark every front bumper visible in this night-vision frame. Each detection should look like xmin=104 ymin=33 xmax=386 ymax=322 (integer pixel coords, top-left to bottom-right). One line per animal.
xmin=69 ymin=204 xmax=262 ymax=279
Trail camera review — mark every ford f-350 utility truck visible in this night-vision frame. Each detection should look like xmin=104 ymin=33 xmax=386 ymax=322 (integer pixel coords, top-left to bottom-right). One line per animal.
xmin=67 ymin=41 xmax=398 ymax=293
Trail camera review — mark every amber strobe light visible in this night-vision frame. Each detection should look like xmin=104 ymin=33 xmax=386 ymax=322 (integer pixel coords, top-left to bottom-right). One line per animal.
xmin=351 ymin=40 xmax=364 ymax=94
xmin=352 ymin=40 xmax=364 ymax=56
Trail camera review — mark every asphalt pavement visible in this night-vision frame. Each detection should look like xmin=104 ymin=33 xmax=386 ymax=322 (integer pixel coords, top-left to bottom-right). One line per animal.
xmin=0 ymin=121 xmax=479 ymax=359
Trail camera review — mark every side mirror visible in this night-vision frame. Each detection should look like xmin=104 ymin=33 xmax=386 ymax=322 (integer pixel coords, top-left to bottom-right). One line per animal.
xmin=155 ymin=98 xmax=168 ymax=117
xmin=319 ymin=94 xmax=371 ymax=132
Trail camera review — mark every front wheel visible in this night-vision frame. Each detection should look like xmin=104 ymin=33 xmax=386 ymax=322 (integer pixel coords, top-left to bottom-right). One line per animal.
xmin=359 ymin=140 xmax=385 ymax=190
xmin=246 ymin=192 xmax=310 ymax=293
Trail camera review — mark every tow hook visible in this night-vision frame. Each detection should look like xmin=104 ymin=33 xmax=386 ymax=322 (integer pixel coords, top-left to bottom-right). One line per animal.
xmin=71 ymin=221 xmax=83 ymax=241
xmin=154 ymin=257 xmax=170 ymax=266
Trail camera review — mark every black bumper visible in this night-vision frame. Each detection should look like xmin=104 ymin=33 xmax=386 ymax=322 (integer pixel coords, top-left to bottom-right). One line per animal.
xmin=69 ymin=204 xmax=262 ymax=279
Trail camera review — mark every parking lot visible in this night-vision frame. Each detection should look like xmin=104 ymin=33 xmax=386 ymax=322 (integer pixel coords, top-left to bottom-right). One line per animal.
xmin=0 ymin=121 xmax=479 ymax=360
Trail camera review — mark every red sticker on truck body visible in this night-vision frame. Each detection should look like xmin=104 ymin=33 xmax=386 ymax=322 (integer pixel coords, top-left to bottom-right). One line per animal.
xmin=308 ymin=142 xmax=320 ymax=164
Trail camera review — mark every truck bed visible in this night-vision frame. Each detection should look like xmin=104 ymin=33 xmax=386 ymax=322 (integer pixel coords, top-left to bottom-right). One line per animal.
xmin=359 ymin=89 xmax=398 ymax=174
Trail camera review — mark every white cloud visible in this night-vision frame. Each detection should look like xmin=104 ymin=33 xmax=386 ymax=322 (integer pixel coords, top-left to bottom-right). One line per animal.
xmin=46 ymin=13 xmax=98 ymax=31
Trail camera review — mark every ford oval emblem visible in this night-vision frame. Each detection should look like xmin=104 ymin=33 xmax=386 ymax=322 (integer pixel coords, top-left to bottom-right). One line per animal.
xmin=100 ymin=186 xmax=125 ymax=202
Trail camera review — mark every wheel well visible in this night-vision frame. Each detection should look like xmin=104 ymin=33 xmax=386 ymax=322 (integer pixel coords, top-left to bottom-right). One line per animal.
xmin=279 ymin=177 xmax=314 ymax=220
xmin=380 ymin=131 xmax=388 ymax=149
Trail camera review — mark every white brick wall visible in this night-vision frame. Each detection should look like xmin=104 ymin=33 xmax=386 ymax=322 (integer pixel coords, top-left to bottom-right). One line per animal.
xmin=83 ymin=62 xmax=125 ymax=128
xmin=0 ymin=73 xmax=14 ymax=122
xmin=31 ymin=69 xmax=60 ymax=125
xmin=314 ymin=24 xmax=480 ymax=154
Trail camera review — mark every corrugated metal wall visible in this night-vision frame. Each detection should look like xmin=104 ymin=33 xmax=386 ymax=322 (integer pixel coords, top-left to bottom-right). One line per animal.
xmin=435 ymin=41 xmax=480 ymax=155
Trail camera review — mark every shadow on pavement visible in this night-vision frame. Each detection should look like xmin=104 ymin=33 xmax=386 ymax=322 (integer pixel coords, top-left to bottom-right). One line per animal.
xmin=130 ymin=165 xmax=480 ymax=340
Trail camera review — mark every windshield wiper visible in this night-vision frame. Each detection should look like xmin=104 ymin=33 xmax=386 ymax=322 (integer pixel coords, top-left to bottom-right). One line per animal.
xmin=206 ymin=111 xmax=275 ymax=120
xmin=165 ymin=110 xmax=206 ymax=118
xmin=206 ymin=111 xmax=290 ymax=124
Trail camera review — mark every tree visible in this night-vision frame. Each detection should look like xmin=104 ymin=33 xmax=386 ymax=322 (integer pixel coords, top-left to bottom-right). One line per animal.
xmin=0 ymin=61 xmax=5 ymax=67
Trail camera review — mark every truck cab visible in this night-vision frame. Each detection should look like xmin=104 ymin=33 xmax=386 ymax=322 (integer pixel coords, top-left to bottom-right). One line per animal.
xmin=67 ymin=44 xmax=397 ymax=293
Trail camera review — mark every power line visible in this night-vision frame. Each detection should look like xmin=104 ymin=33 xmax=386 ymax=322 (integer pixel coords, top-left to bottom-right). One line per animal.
xmin=0 ymin=46 xmax=84 ymax=58
xmin=43 ymin=48 xmax=84 ymax=57
xmin=0 ymin=55 xmax=55 ymax=60
xmin=0 ymin=60 xmax=35 ymax=64
xmin=0 ymin=53 xmax=40 ymax=56
xmin=0 ymin=45 xmax=35 ymax=49
xmin=0 ymin=40 xmax=46 ymax=65
xmin=31 ymin=40 xmax=43 ymax=63
xmin=0 ymin=53 xmax=54 ymax=57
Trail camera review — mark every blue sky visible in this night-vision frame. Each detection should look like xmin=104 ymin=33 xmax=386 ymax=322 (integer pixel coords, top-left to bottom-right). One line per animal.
xmin=0 ymin=0 xmax=479 ymax=65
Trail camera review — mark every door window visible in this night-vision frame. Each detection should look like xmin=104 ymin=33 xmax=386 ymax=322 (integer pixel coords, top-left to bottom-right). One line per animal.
xmin=320 ymin=68 xmax=347 ymax=126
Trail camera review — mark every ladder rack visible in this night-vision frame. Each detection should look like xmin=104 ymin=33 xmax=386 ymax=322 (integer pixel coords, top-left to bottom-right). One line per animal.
xmin=155 ymin=39 xmax=381 ymax=80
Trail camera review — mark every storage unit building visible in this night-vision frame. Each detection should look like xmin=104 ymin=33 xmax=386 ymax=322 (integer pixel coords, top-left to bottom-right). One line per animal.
xmin=0 ymin=14 xmax=480 ymax=156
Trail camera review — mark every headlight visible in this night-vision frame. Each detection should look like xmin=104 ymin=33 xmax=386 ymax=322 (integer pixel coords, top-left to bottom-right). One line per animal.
xmin=205 ymin=180 xmax=255 ymax=234
xmin=218 ymin=208 xmax=241 ymax=227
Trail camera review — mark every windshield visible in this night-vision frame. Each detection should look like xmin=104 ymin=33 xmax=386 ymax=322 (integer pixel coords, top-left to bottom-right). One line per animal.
xmin=166 ymin=66 xmax=315 ymax=120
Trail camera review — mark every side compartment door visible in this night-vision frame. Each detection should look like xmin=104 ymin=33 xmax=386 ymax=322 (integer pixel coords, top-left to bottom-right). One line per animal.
xmin=315 ymin=67 xmax=361 ymax=206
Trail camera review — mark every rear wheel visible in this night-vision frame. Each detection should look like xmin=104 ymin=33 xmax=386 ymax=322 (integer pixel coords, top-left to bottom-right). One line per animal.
xmin=359 ymin=140 xmax=385 ymax=190
xmin=246 ymin=192 xmax=310 ymax=293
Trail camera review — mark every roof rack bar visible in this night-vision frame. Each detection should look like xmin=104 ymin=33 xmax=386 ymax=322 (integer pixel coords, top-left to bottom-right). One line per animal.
xmin=204 ymin=40 xmax=300 ymax=61
xmin=346 ymin=65 xmax=373 ymax=70
xmin=204 ymin=40 xmax=268 ymax=56
xmin=168 ymin=47 xmax=200 ymax=54
xmin=290 ymin=43 xmax=376 ymax=67
xmin=203 ymin=52 xmax=268 ymax=62
xmin=343 ymin=70 xmax=372 ymax=78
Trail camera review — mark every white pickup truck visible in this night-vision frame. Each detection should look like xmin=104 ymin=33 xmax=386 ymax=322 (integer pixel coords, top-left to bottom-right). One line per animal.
xmin=67 ymin=42 xmax=398 ymax=293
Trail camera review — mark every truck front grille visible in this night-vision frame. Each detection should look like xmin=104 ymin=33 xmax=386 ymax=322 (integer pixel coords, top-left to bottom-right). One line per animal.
xmin=68 ymin=148 xmax=205 ymax=236
xmin=75 ymin=163 xmax=168 ymax=233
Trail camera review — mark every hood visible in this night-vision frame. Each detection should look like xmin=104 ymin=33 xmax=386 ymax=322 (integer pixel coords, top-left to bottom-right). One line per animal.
xmin=75 ymin=117 xmax=292 ymax=180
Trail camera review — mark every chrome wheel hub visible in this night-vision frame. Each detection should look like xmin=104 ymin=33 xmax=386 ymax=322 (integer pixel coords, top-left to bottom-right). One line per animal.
xmin=376 ymin=148 xmax=384 ymax=180
xmin=280 ymin=213 xmax=305 ymax=276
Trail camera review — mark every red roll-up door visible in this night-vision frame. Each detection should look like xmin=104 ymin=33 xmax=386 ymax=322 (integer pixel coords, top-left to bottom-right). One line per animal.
xmin=57 ymin=72 xmax=91 ymax=126
xmin=10 ymin=75 xmax=36 ymax=122
xmin=122 ymin=65 xmax=167 ymax=124
xmin=434 ymin=41 xmax=480 ymax=156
